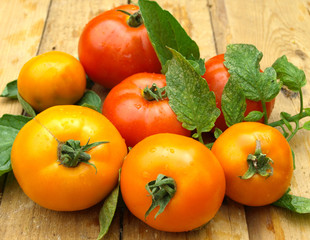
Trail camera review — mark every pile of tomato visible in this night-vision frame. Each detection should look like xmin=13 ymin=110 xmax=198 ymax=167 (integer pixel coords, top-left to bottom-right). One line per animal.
xmin=8 ymin=3 xmax=296 ymax=234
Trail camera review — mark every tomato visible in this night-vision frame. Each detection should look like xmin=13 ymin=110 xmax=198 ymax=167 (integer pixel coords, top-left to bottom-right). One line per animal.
xmin=102 ymin=72 xmax=191 ymax=147
xmin=120 ymin=133 xmax=226 ymax=232
xmin=211 ymin=122 xmax=293 ymax=206
xmin=11 ymin=105 xmax=127 ymax=211
xmin=17 ymin=51 xmax=86 ymax=112
xmin=78 ymin=4 xmax=161 ymax=89
xmin=202 ymin=54 xmax=275 ymax=131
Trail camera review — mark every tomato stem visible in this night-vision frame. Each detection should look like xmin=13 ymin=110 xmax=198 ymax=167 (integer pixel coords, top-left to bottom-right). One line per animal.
xmin=58 ymin=139 xmax=108 ymax=173
xmin=117 ymin=9 xmax=143 ymax=28
xmin=142 ymin=83 xmax=167 ymax=101
xmin=145 ymin=174 xmax=176 ymax=219
xmin=240 ymin=140 xmax=274 ymax=179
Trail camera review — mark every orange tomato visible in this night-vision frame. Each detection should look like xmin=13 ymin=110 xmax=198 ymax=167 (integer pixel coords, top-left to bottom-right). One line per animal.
xmin=11 ymin=105 xmax=127 ymax=211
xmin=211 ymin=122 xmax=293 ymax=206
xmin=17 ymin=51 xmax=86 ymax=112
xmin=120 ymin=133 xmax=225 ymax=232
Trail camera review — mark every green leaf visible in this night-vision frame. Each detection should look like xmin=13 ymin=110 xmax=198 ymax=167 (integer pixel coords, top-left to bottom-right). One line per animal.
xmin=76 ymin=90 xmax=102 ymax=113
xmin=273 ymin=189 xmax=310 ymax=214
xmin=302 ymin=121 xmax=310 ymax=130
xmin=0 ymin=114 xmax=32 ymax=176
xmin=0 ymin=80 xmax=18 ymax=99
xmin=97 ymin=184 xmax=120 ymax=240
xmin=272 ymin=55 xmax=306 ymax=92
xmin=244 ymin=111 xmax=264 ymax=122
xmin=17 ymin=92 xmax=36 ymax=117
xmin=138 ymin=0 xmax=204 ymax=75
xmin=224 ymin=44 xmax=281 ymax=102
xmin=222 ymin=76 xmax=247 ymax=127
xmin=214 ymin=128 xmax=222 ymax=139
xmin=165 ymin=49 xmax=220 ymax=137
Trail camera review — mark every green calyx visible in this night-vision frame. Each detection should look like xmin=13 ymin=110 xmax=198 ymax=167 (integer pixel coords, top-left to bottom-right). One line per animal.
xmin=117 ymin=9 xmax=143 ymax=28
xmin=58 ymin=139 xmax=108 ymax=172
xmin=240 ymin=140 xmax=274 ymax=179
xmin=142 ymin=83 xmax=167 ymax=101
xmin=145 ymin=174 xmax=176 ymax=219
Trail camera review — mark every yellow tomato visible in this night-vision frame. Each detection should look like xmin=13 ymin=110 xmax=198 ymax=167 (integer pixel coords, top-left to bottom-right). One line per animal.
xmin=11 ymin=105 xmax=127 ymax=211
xmin=17 ymin=51 xmax=86 ymax=112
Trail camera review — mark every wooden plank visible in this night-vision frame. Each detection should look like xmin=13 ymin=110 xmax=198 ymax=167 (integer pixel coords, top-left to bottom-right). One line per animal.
xmin=0 ymin=1 xmax=125 ymax=239
xmin=209 ymin=0 xmax=310 ymax=239
xmin=121 ymin=1 xmax=249 ymax=239
xmin=0 ymin=0 xmax=51 ymax=116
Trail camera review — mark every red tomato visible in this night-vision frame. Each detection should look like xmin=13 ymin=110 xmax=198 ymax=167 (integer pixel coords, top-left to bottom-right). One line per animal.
xmin=120 ymin=133 xmax=226 ymax=232
xmin=102 ymin=73 xmax=191 ymax=147
xmin=202 ymin=54 xmax=275 ymax=131
xmin=78 ymin=4 xmax=161 ymax=89
xmin=211 ymin=122 xmax=293 ymax=206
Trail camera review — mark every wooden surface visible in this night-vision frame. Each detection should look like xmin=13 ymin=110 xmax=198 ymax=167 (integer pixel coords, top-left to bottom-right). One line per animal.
xmin=0 ymin=0 xmax=309 ymax=239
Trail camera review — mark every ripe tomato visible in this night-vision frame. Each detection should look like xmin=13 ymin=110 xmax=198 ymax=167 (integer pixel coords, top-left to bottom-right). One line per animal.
xmin=102 ymin=72 xmax=191 ymax=147
xmin=17 ymin=51 xmax=86 ymax=112
xmin=202 ymin=54 xmax=275 ymax=131
xmin=211 ymin=122 xmax=293 ymax=206
xmin=11 ymin=105 xmax=127 ymax=211
xmin=120 ymin=133 xmax=226 ymax=232
xmin=78 ymin=4 xmax=161 ymax=89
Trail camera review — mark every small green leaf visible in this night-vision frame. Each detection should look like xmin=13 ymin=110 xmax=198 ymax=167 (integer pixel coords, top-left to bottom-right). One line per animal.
xmin=97 ymin=184 xmax=120 ymax=240
xmin=244 ymin=111 xmax=264 ymax=122
xmin=222 ymin=76 xmax=247 ymax=127
xmin=224 ymin=44 xmax=281 ymax=102
xmin=214 ymin=128 xmax=222 ymax=139
xmin=0 ymin=114 xmax=32 ymax=176
xmin=0 ymin=80 xmax=18 ymax=99
xmin=76 ymin=90 xmax=102 ymax=113
xmin=272 ymin=55 xmax=306 ymax=92
xmin=165 ymin=49 xmax=220 ymax=136
xmin=302 ymin=121 xmax=310 ymax=130
xmin=273 ymin=189 xmax=310 ymax=214
xmin=138 ymin=0 xmax=204 ymax=74
xmin=17 ymin=92 xmax=36 ymax=117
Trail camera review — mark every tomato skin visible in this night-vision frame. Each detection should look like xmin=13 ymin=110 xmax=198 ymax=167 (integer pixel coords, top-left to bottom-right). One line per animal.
xmin=202 ymin=54 xmax=275 ymax=131
xmin=11 ymin=105 xmax=127 ymax=211
xmin=102 ymin=73 xmax=191 ymax=147
xmin=17 ymin=51 xmax=86 ymax=112
xmin=211 ymin=122 xmax=293 ymax=206
xmin=78 ymin=5 xmax=161 ymax=89
xmin=120 ymin=133 xmax=226 ymax=232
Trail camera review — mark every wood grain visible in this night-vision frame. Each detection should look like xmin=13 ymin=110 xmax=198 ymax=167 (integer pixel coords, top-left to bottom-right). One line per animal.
xmin=0 ymin=0 xmax=51 ymax=116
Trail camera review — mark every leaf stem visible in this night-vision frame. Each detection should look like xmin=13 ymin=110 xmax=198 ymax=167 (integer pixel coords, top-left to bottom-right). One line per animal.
xmin=269 ymin=111 xmax=309 ymax=128
xmin=287 ymin=121 xmax=300 ymax=142
xmin=299 ymin=89 xmax=304 ymax=115
xmin=261 ymin=101 xmax=268 ymax=124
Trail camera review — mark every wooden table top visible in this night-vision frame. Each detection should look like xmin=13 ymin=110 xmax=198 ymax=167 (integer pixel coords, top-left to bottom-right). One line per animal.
xmin=0 ymin=0 xmax=310 ymax=239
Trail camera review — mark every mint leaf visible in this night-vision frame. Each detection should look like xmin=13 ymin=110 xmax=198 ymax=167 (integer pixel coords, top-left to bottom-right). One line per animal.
xmin=272 ymin=55 xmax=306 ymax=92
xmin=222 ymin=76 xmax=247 ymax=127
xmin=224 ymin=44 xmax=281 ymax=102
xmin=76 ymin=90 xmax=102 ymax=113
xmin=273 ymin=189 xmax=310 ymax=213
xmin=0 ymin=80 xmax=18 ymax=99
xmin=165 ymin=49 xmax=220 ymax=138
xmin=0 ymin=114 xmax=32 ymax=176
xmin=214 ymin=128 xmax=222 ymax=139
xmin=97 ymin=184 xmax=119 ymax=240
xmin=17 ymin=92 xmax=36 ymax=117
xmin=244 ymin=111 xmax=264 ymax=122
xmin=138 ymin=0 xmax=204 ymax=75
